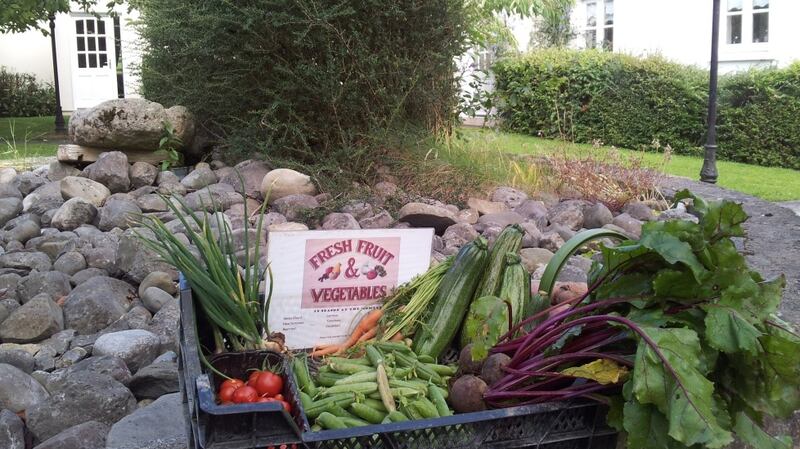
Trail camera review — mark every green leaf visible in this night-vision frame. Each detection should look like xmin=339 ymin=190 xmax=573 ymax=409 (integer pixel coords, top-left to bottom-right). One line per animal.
xmin=733 ymin=412 xmax=791 ymax=449
xmin=465 ymin=296 xmax=509 ymax=361
xmin=632 ymin=327 xmax=733 ymax=448
xmin=623 ymin=401 xmax=683 ymax=449
xmin=639 ymin=231 xmax=708 ymax=282
xmin=653 ymin=269 xmax=699 ymax=299
xmin=594 ymin=271 xmax=653 ymax=301
xmin=606 ymin=394 xmax=625 ymax=432
xmin=701 ymin=200 xmax=748 ymax=241
xmin=703 ymin=305 xmax=763 ymax=355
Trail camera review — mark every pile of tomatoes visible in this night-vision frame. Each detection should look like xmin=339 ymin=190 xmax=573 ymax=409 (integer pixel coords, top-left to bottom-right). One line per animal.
xmin=217 ymin=369 xmax=291 ymax=412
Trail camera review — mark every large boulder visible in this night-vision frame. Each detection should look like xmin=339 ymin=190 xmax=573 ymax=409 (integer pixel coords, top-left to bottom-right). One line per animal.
xmin=261 ymin=168 xmax=317 ymax=203
xmin=23 ymin=182 xmax=64 ymax=215
xmin=0 ymin=363 xmax=50 ymax=412
xmin=59 ymin=176 xmax=110 ymax=207
xmin=0 ymin=295 xmax=63 ymax=343
xmin=0 ymin=409 xmax=24 ymax=449
xmin=397 ymin=203 xmax=456 ymax=234
xmin=81 ymin=151 xmax=130 ymax=193
xmin=0 ymin=251 xmax=51 ymax=272
xmin=92 ymin=330 xmax=161 ymax=373
xmin=33 ymin=420 xmax=109 ymax=449
xmin=50 ymin=355 xmax=132 ymax=387
xmin=25 ymin=371 xmax=137 ymax=443
xmin=0 ymin=197 xmax=22 ymax=227
xmin=98 ymin=198 xmax=141 ymax=231
xmin=69 ymin=98 xmax=193 ymax=151
xmin=128 ymin=361 xmax=179 ymax=399
xmin=184 ymin=183 xmax=242 ymax=211
xmin=62 ymin=276 xmax=135 ymax=334
xmin=17 ymin=271 xmax=71 ymax=303
xmin=106 ymin=393 xmax=186 ymax=449
xmin=115 ymin=228 xmax=176 ymax=283
xmin=51 ymin=198 xmax=97 ymax=231
xmin=220 ymin=159 xmax=270 ymax=199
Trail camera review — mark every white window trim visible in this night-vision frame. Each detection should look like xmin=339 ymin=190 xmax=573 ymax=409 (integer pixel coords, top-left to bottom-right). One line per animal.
xmin=581 ymin=0 xmax=613 ymax=51
xmin=722 ymin=0 xmax=769 ymax=51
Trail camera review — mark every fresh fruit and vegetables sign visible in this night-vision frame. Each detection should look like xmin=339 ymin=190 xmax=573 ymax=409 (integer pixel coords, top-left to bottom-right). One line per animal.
xmin=266 ymin=229 xmax=434 ymax=349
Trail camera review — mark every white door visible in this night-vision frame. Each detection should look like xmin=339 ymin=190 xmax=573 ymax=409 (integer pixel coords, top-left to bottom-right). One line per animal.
xmin=70 ymin=15 xmax=118 ymax=109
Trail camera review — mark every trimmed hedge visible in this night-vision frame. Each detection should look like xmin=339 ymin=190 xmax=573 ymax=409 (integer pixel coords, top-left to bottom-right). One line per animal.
xmin=0 ymin=67 xmax=55 ymax=117
xmin=493 ymin=49 xmax=800 ymax=169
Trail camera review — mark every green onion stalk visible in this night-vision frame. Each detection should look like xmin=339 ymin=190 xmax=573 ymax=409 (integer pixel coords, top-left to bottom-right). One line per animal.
xmin=135 ymin=174 xmax=275 ymax=353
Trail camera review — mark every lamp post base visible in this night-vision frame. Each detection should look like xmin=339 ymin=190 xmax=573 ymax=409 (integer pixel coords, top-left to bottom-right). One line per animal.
xmin=700 ymin=144 xmax=718 ymax=184
xmin=54 ymin=106 xmax=66 ymax=133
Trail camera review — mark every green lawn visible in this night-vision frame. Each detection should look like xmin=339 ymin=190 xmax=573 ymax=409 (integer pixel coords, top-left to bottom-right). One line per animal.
xmin=456 ymin=128 xmax=800 ymax=202
xmin=0 ymin=116 xmax=65 ymax=164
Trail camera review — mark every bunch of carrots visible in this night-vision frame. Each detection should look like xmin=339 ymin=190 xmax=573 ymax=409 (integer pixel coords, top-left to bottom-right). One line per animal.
xmin=310 ymin=309 xmax=390 ymax=357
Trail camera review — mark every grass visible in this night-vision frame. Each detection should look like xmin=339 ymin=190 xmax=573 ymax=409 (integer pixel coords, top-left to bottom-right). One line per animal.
xmin=0 ymin=116 xmax=65 ymax=167
xmin=453 ymin=128 xmax=800 ymax=202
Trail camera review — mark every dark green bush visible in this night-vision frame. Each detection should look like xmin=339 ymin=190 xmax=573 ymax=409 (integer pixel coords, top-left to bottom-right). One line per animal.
xmin=717 ymin=64 xmax=800 ymax=169
xmin=0 ymin=67 xmax=55 ymax=117
xmin=134 ymin=0 xmax=470 ymax=160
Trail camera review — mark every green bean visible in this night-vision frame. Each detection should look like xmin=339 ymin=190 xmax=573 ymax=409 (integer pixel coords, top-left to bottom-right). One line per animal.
xmin=428 ymin=385 xmax=451 ymax=416
xmin=321 ymin=382 xmax=378 ymax=396
xmin=340 ymin=416 xmax=370 ymax=427
xmin=317 ymin=412 xmax=347 ymax=430
xmin=334 ymin=371 xmax=377 ymax=385
xmin=329 ymin=363 xmax=375 ymax=375
xmin=387 ymin=411 xmax=409 ymax=422
xmin=350 ymin=402 xmax=387 ymax=424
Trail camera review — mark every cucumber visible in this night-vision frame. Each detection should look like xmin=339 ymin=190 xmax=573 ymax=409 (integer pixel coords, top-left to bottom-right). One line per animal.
xmin=412 ymin=237 xmax=489 ymax=358
xmin=500 ymin=252 xmax=532 ymax=327
xmin=474 ymin=225 xmax=523 ymax=298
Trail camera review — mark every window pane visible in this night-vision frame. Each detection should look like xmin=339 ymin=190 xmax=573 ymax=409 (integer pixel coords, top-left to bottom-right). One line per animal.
xmin=98 ymin=20 xmax=106 ymax=35
xmin=605 ymin=0 xmax=614 ymax=25
xmin=78 ymin=54 xmax=86 ymax=68
xmin=75 ymin=20 xmax=84 ymax=35
xmin=88 ymin=54 xmax=97 ymax=68
xmin=727 ymin=15 xmax=742 ymax=44
xmin=728 ymin=0 xmax=742 ymax=12
xmin=753 ymin=12 xmax=769 ymax=42
xmin=753 ymin=0 xmax=769 ymax=10
xmin=87 ymin=20 xmax=95 ymax=34
xmin=99 ymin=38 xmax=107 ymax=52
xmin=87 ymin=37 xmax=96 ymax=51
xmin=603 ymin=27 xmax=614 ymax=50
xmin=76 ymin=37 xmax=85 ymax=51
xmin=99 ymin=54 xmax=108 ymax=67
xmin=586 ymin=1 xmax=597 ymax=27
xmin=586 ymin=30 xmax=597 ymax=49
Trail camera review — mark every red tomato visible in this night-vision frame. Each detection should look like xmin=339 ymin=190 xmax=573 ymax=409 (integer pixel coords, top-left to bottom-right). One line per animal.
xmin=218 ymin=385 xmax=238 ymax=403
xmin=248 ymin=370 xmax=262 ymax=383
xmin=221 ymin=379 xmax=244 ymax=390
xmin=232 ymin=385 xmax=259 ymax=403
xmin=256 ymin=397 xmax=272 ymax=403
xmin=279 ymin=400 xmax=292 ymax=413
xmin=254 ymin=371 xmax=283 ymax=397
xmin=273 ymin=394 xmax=284 ymax=401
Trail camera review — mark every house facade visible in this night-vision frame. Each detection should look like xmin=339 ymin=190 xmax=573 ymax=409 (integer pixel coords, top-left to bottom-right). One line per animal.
xmin=0 ymin=3 xmax=142 ymax=112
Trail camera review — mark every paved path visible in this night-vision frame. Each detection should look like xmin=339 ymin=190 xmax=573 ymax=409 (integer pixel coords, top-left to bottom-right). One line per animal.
xmin=779 ymin=200 xmax=800 ymax=217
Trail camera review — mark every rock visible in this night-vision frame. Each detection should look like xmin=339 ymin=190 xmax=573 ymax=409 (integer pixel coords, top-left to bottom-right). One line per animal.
xmin=24 ymin=182 xmax=64 ymax=215
xmin=220 ymin=159 xmax=270 ymax=199
xmin=138 ymin=272 xmax=177 ymax=299
xmin=622 ymin=201 xmax=656 ymax=221
xmin=26 ymin=232 xmax=78 ymax=260
xmin=33 ymin=420 xmax=108 ymax=449
xmin=39 ymin=330 xmax=76 ymax=357
xmin=15 ymin=172 xmax=47 ymax=196
xmin=359 ymin=210 xmax=394 ymax=229
xmin=70 ymin=268 xmax=107 ymax=286
xmin=546 ymin=223 xmax=576 ymax=242
xmin=106 ymin=393 xmax=186 ymax=449
xmin=141 ymin=287 xmax=173 ymax=314
xmin=397 ymin=203 xmax=457 ymax=234
xmin=0 ymin=363 xmax=49 ymax=412
xmin=135 ymin=194 xmax=168 ymax=212
xmin=47 ymin=162 xmax=81 ymax=182
xmin=0 ymin=295 xmax=63 ymax=343
xmin=164 ymin=105 xmax=195 ymax=146
xmin=0 ymin=349 xmax=35 ymax=373
xmin=467 ymin=198 xmax=508 ymax=215
xmin=477 ymin=211 xmax=525 ymax=228
xmin=539 ymin=231 xmax=565 ymax=252
xmin=54 ymin=347 xmax=88 ymax=369
xmin=442 ymin=223 xmax=479 ymax=250
xmin=93 ymin=330 xmax=161 ymax=373
xmin=53 ymin=355 xmax=132 ymax=387
xmin=519 ymin=222 xmax=543 ymax=248
xmin=63 ymin=276 xmax=135 ymax=334
xmin=183 ymin=183 xmax=242 ymax=211
xmin=261 ymin=168 xmax=317 ymax=203
xmin=491 ymin=187 xmax=529 ymax=208
xmin=145 ymin=299 xmax=180 ymax=353
xmin=128 ymin=361 xmax=178 ymax=399
xmin=98 ymin=199 xmax=141 ymax=231
xmin=272 ymin=194 xmax=319 ymax=221
xmin=4 ymin=218 xmax=40 ymax=244
xmin=129 ymin=163 xmax=158 ymax=189
xmin=658 ymin=203 xmax=699 ymax=223
xmin=59 ymin=176 xmax=110 ymax=207
xmin=116 ymin=229 xmax=177 ymax=284
xmin=583 ymin=203 xmax=613 ymax=229
xmin=268 ymin=222 xmax=308 ymax=232
xmin=0 ymin=198 xmax=22 ymax=227
xmin=612 ymin=213 xmax=643 ymax=238
xmin=157 ymin=182 xmax=187 ymax=197
xmin=0 ymin=168 xmax=16 ymax=184
xmin=548 ymin=200 xmax=586 ymax=230
xmin=53 ymin=251 xmax=87 ymax=276
xmin=0 ymin=251 xmax=51 ymax=272
xmin=69 ymin=98 xmax=186 ymax=151
xmin=0 ymin=183 xmax=21 ymax=199
xmin=81 ymin=152 xmax=131 ymax=194
xmin=180 ymin=167 xmax=217 ymax=190
xmin=17 ymin=271 xmax=71 ymax=303
xmin=0 ymin=409 xmax=24 ymax=449
xmin=321 ymin=212 xmax=360 ymax=230
xmin=251 ymin=211 xmax=285 ymax=228
xmin=51 ymin=198 xmax=97 ymax=231
xmin=26 ymin=371 xmax=136 ymax=443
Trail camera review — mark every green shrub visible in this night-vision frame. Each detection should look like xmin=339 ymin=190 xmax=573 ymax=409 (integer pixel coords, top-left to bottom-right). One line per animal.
xmin=717 ymin=64 xmax=800 ymax=170
xmin=493 ymin=49 xmax=708 ymax=155
xmin=0 ymin=67 xmax=55 ymax=117
xmin=134 ymin=0 xmax=470 ymax=160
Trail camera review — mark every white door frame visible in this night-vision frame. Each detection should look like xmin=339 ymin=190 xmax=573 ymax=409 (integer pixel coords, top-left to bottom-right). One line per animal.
xmin=68 ymin=13 xmax=118 ymax=109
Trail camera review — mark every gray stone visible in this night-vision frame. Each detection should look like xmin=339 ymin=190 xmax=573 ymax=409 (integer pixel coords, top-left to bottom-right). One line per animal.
xmin=52 ymin=355 xmax=132 ymax=387
xmin=156 ymin=171 xmax=179 ymax=185
xmin=63 ymin=276 xmax=135 ymax=334
xmin=92 ymin=329 xmax=161 ymax=373
xmin=183 ymin=183 xmax=242 ymax=211
xmin=514 ymin=199 xmax=548 ymax=224
xmin=117 ymin=306 xmax=152 ymax=331
xmin=51 ymin=198 xmax=97 ymax=231
xmin=556 ymin=262 xmax=590 ymax=283
xmin=138 ymin=272 xmax=177 ymax=298
xmin=15 ymin=172 xmax=47 ymax=195
xmin=0 ymin=183 xmax=21 ymax=199
xmin=115 ymin=228 xmax=176 ymax=284
xmin=0 ymin=273 xmax=20 ymax=294
xmin=145 ymin=300 xmax=180 ymax=353
xmin=47 ymin=162 xmax=81 ymax=182
xmin=520 ymin=222 xmax=543 ymax=248
xmin=455 ymin=208 xmax=479 ymax=225
xmin=33 ymin=420 xmax=109 ymax=449
xmin=141 ymin=287 xmax=174 ymax=314
xmin=3 ymin=218 xmax=40 ymax=244
xmin=539 ymin=231 xmax=565 ymax=252
xmin=261 ymin=168 xmax=316 ymax=203
xmin=491 ymin=186 xmax=529 ymax=208
xmin=0 ymin=295 xmax=63 ymax=343
xmin=23 ymin=182 xmax=64 ymax=215
xmin=106 ymin=393 xmax=186 ymax=449
xmin=272 ymin=194 xmax=319 ymax=221
xmin=359 ymin=210 xmax=394 ymax=229
xmin=442 ymin=223 xmax=479 ymax=250
xmin=548 ymin=200 xmax=586 ymax=230
xmin=251 ymin=211 xmax=285 ymax=228
xmin=467 ymin=198 xmax=508 ymax=215
xmin=612 ymin=213 xmax=643 ymax=238
xmin=17 ymin=271 xmax=71 ymax=303
xmin=54 ymin=347 xmax=88 ymax=369
xmin=0 ymin=251 xmax=51 ymax=272
xmin=658 ymin=203 xmax=699 ymax=223
xmin=397 ymin=202 xmax=456 ymax=234
xmin=0 ymin=198 xmax=22 ymax=227
xmin=129 ymin=361 xmax=178 ymax=399
xmin=129 ymin=163 xmax=159 ymax=189
xmin=153 ymin=351 xmax=177 ymax=364
xmin=39 ymin=330 xmax=76 ymax=357
xmin=0 ymin=348 xmax=35 ymax=373
xmin=70 ymin=268 xmax=107 ymax=286
xmin=480 ymin=225 xmax=504 ymax=247
xmin=546 ymin=223 xmax=577 ymax=242
xmin=340 ymin=201 xmax=374 ymax=220
xmin=477 ymin=211 xmax=525 ymax=228
xmin=0 ymin=168 xmax=16 ymax=184
xmin=164 ymin=105 xmax=195 ymax=146
xmin=59 ymin=176 xmax=110 ymax=207
xmin=26 ymin=232 xmax=78 ymax=260
xmin=321 ymin=212 xmax=360 ymax=230
xmin=180 ymin=167 xmax=217 ymax=190
xmin=268 ymin=221 xmax=308 ymax=232
xmin=82 ymin=246 xmax=117 ymax=271
xmin=220 ymin=159 xmax=270 ymax=199
xmin=622 ymin=201 xmax=656 ymax=221
xmin=136 ymin=194 xmax=168 ymax=212
xmin=157 ymin=182 xmax=187 ymax=197
xmin=0 ymin=363 xmax=49 ymax=412
xmin=81 ymin=151 xmax=131 ymax=193
xmin=53 ymin=251 xmax=87 ymax=276
xmin=0 ymin=409 xmax=24 ymax=449
xmin=98 ymin=199 xmax=141 ymax=231
xmin=26 ymin=371 xmax=136 ymax=443
xmin=583 ymin=203 xmax=614 ymax=229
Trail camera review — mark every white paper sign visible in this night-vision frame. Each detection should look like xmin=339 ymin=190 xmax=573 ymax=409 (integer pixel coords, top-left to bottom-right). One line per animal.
xmin=266 ymin=228 xmax=434 ymax=349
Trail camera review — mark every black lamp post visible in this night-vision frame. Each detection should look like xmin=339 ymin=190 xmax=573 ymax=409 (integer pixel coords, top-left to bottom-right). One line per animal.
xmin=701 ymin=0 xmax=721 ymax=184
xmin=49 ymin=14 xmax=66 ymax=134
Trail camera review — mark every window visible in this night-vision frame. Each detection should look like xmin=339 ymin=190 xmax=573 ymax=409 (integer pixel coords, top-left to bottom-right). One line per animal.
xmin=75 ymin=18 xmax=110 ymax=69
xmin=584 ymin=0 xmax=613 ymax=50
xmin=725 ymin=0 xmax=768 ymax=45
xmin=753 ymin=0 xmax=769 ymax=43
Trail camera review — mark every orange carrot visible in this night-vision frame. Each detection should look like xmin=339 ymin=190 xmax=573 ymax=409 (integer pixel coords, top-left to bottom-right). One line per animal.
xmin=389 ymin=331 xmax=404 ymax=342
xmin=335 ymin=309 xmax=384 ymax=354
xmin=310 ymin=345 xmax=340 ymax=357
xmin=357 ymin=327 xmax=378 ymax=343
